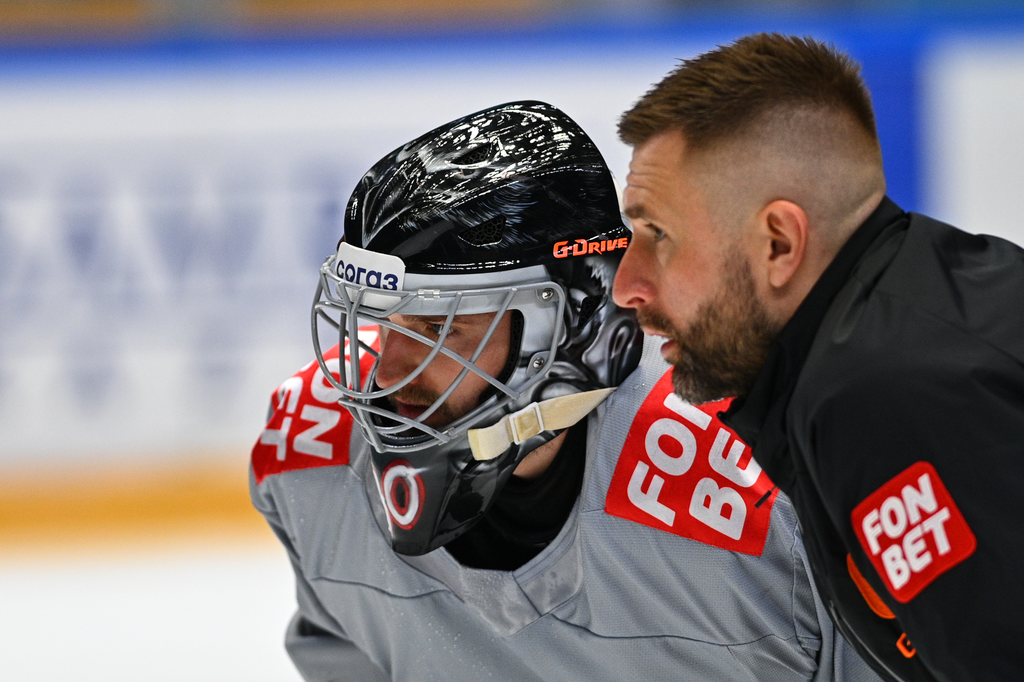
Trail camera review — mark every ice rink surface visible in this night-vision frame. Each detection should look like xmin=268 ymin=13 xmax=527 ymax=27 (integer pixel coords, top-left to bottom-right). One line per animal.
xmin=0 ymin=543 xmax=304 ymax=682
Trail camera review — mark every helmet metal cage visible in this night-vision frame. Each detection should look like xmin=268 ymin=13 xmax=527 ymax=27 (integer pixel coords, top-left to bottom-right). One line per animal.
xmin=312 ymin=252 xmax=567 ymax=454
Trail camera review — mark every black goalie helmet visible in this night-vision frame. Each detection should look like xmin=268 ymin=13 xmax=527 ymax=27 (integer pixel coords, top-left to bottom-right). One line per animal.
xmin=312 ymin=101 xmax=643 ymax=555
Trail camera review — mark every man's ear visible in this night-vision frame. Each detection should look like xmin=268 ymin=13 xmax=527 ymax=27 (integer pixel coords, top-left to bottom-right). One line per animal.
xmin=757 ymin=199 xmax=809 ymax=291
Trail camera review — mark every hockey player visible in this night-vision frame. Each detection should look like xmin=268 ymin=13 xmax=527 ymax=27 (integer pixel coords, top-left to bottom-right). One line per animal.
xmin=250 ymin=101 xmax=880 ymax=681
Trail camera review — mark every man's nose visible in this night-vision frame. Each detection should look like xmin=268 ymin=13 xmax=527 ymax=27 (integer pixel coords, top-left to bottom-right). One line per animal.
xmin=612 ymin=238 xmax=655 ymax=309
xmin=374 ymin=328 xmax=425 ymax=389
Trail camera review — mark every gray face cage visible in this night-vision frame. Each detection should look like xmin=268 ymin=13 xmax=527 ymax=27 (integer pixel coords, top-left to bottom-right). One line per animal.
xmin=311 ymin=250 xmax=567 ymax=454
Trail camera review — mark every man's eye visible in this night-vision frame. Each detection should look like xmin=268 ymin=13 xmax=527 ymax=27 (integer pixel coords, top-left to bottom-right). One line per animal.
xmin=650 ymin=225 xmax=666 ymax=241
xmin=429 ymin=323 xmax=446 ymax=336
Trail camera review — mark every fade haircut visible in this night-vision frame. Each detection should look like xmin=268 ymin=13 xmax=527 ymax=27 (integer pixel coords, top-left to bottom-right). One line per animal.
xmin=619 ymin=33 xmax=879 ymax=153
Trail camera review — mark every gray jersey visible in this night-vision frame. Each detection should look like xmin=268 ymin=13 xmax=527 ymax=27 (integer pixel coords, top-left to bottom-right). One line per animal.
xmin=251 ymin=340 xmax=881 ymax=682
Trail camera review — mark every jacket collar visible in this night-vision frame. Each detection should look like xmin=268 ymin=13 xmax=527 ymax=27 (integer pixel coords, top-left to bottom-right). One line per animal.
xmin=719 ymin=196 xmax=907 ymax=489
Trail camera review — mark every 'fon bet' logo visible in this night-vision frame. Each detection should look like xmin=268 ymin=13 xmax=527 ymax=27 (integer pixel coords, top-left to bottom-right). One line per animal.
xmin=851 ymin=462 xmax=976 ymax=603
xmin=553 ymin=237 xmax=629 ymax=259
xmin=605 ymin=370 xmax=776 ymax=556
xmin=381 ymin=460 xmax=425 ymax=530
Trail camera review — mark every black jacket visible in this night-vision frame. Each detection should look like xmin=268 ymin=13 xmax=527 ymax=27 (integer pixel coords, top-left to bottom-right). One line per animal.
xmin=722 ymin=197 xmax=1024 ymax=682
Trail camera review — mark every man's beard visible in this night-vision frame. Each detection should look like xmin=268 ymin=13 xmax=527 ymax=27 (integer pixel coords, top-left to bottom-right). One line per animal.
xmin=639 ymin=254 xmax=781 ymax=404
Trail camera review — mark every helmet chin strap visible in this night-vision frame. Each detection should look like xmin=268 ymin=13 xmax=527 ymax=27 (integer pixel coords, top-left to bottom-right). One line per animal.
xmin=467 ymin=387 xmax=616 ymax=461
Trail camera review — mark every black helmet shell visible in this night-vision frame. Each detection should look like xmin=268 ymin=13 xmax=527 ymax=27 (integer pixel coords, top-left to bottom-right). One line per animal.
xmin=344 ymin=101 xmax=628 ymax=274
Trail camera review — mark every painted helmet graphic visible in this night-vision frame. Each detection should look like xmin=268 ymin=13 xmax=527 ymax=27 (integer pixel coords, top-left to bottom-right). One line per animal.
xmin=312 ymin=101 xmax=643 ymax=555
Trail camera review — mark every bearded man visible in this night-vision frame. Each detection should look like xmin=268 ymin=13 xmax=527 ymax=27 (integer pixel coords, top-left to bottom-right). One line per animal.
xmin=612 ymin=33 xmax=1024 ymax=682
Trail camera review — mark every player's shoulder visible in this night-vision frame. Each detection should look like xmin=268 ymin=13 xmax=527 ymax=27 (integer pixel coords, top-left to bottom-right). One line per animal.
xmin=251 ymin=345 xmax=359 ymax=485
xmin=603 ymin=364 xmax=782 ymax=557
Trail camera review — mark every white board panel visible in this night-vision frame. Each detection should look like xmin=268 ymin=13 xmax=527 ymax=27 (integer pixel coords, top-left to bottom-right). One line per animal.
xmin=925 ymin=37 xmax=1024 ymax=248
xmin=0 ymin=45 xmax=695 ymax=463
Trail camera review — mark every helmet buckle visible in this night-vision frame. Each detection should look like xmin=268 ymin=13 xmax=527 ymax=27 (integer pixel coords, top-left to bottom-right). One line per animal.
xmin=508 ymin=402 xmax=545 ymax=443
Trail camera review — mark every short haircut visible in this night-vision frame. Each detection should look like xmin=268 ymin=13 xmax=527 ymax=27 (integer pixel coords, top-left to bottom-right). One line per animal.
xmin=619 ymin=33 xmax=878 ymax=152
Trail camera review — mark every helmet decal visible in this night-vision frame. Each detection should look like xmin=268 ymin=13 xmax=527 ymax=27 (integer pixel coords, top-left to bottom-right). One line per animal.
xmin=553 ymin=237 xmax=629 ymax=259
xmin=312 ymin=101 xmax=644 ymax=555
xmin=382 ymin=460 xmax=426 ymax=530
xmin=335 ymin=242 xmax=404 ymax=291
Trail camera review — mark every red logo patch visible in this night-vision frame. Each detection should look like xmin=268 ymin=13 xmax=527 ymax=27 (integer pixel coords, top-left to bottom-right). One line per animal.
xmin=251 ymin=329 xmax=379 ymax=484
xmin=851 ymin=462 xmax=976 ymax=603
xmin=604 ymin=370 xmax=776 ymax=556
xmin=381 ymin=460 xmax=425 ymax=530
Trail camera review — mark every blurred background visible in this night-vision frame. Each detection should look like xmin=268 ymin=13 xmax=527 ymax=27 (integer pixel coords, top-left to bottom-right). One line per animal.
xmin=2 ymin=0 xmax=1024 ymax=679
